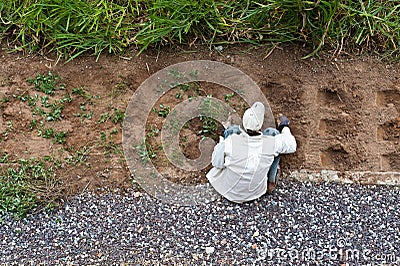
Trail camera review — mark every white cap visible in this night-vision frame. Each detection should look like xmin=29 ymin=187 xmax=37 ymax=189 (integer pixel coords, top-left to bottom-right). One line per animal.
xmin=242 ymin=102 xmax=265 ymax=131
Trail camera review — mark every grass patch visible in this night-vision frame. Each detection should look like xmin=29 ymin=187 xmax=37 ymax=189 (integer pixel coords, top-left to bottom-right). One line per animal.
xmin=0 ymin=158 xmax=63 ymax=218
xmin=0 ymin=70 xmax=128 ymax=217
xmin=0 ymin=0 xmax=399 ymax=60
xmin=0 ymin=0 xmax=140 ymax=61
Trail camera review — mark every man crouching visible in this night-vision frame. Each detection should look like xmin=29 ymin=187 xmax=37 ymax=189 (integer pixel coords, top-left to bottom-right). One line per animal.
xmin=206 ymin=102 xmax=297 ymax=203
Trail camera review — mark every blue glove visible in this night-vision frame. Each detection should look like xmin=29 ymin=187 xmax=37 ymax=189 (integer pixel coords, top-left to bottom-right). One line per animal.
xmin=277 ymin=114 xmax=290 ymax=132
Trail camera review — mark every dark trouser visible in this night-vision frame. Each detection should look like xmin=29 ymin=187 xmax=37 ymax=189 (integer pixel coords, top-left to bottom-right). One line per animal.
xmin=263 ymin=127 xmax=280 ymax=183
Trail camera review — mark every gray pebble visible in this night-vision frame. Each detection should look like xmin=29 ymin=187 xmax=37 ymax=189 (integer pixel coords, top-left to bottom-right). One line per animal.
xmin=1 ymin=180 xmax=399 ymax=264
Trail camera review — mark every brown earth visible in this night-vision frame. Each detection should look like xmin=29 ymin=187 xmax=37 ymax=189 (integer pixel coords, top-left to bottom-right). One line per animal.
xmin=0 ymin=44 xmax=399 ymax=195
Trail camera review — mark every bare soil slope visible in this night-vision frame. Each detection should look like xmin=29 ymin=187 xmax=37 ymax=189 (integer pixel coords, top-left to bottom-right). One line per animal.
xmin=0 ymin=44 xmax=399 ymax=193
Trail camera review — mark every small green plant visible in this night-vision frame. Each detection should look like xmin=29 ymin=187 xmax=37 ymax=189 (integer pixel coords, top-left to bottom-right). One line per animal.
xmin=29 ymin=119 xmax=38 ymax=130
xmin=97 ymin=129 xmax=122 ymax=157
xmin=38 ymin=128 xmax=55 ymax=139
xmin=0 ymin=130 xmax=8 ymax=141
xmin=15 ymin=93 xmax=37 ymax=107
xmin=74 ymin=110 xmax=93 ymax=121
xmin=53 ymin=131 xmax=67 ymax=144
xmin=175 ymin=92 xmax=183 ymax=99
xmin=135 ymin=138 xmax=157 ymax=165
xmin=38 ymin=128 xmax=67 ymax=144
xmin=28 ymin=94 xmax=39 ymax=107
xmin=7 ymin=121 xmax=13 ymax=130
xmin=72 ymin=87 xmax=92 ymax=99
xmin=198 ymin=115 xmax=220 ymax=141
xmin=103 ymin=142 xmax=123 ymax=157
xmin=66 ymin=145 xmax=91 ymax=166
xmin=83 ymin=111 xmax=94 ymax=120
xmin=0 ymin=97 xmax=9 ymax=108
xmin=100 ymin=131 xmax=107 ymax=142
xmin=47 ymin=102 xmax=64 ymax=121
xmin=110 ymin=128 xmax=118 ymax=135
xmin=179 ymin=84 xmax=191 ymax=92
xmin=0 ymin=153 xmax=9 ymax=163
xmin=113 ymin=109 xmax=125 ymax=124
xmin=27 ymin=72 xmax=64 ymax=95
xmin=153 ymin=104 xmax=170 ymax=118
xmin=40 ymin=95 xmax=50 ymax=107
xmin=146 ymin=125 xmax=160 ymax=138
xmin=224 ymin=92 xmax=235 ymax=101
xmin=79 ymin=102 xmax=87 ymax=111
xmin=60 ymin=93 xmax=73 ymax=103
xmin=98 ymin=112 xmax=111 ymax=124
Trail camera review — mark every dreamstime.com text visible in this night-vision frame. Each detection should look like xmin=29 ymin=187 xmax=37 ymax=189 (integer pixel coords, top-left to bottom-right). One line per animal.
xmin=256 ymin=243 xmax=400 ymax=264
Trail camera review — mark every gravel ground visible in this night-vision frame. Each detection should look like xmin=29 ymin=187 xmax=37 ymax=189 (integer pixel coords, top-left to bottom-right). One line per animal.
xmin=1 ymin=179 xmax=400 ymax=265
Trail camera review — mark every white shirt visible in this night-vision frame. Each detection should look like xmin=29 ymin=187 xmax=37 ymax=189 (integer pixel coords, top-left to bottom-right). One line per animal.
xmin=206 ymin=127 xmax=296 ymax=203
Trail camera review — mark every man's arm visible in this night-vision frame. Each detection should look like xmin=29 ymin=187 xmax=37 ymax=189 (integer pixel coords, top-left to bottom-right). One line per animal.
xmin=275 ymin=127 xmax=297 ymax=154
xmin=275 ymin=114 xmax=296 ymax=154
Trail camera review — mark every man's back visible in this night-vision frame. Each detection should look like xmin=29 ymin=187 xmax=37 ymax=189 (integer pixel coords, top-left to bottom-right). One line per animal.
xmin=207 ymin=133 xmax=277 ymax=203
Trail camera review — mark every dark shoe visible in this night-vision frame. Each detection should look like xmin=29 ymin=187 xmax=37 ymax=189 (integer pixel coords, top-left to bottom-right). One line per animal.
xmin=266 ymin=167 xmax=280 ymax=194
xmin=275 ymin=166 xmax=280 ymax=185
xmin=267 ymin=182 xmax=276 ymax=194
